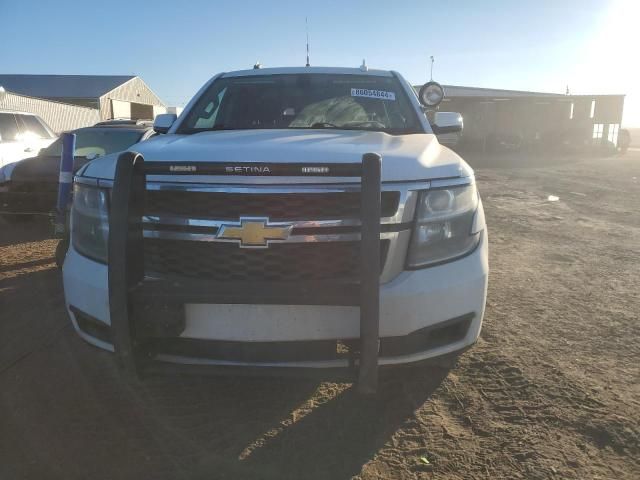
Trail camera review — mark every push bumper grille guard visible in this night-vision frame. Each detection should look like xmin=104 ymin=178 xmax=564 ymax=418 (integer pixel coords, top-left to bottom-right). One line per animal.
xmin=108 ymin=152 xmax=382 ymax=394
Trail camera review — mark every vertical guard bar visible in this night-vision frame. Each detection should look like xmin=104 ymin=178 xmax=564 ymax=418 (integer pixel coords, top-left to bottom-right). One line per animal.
xmin=357 ymin=152 xmax=382 ymax=394
xmin=108 ymin=152 xmax=145 ymax=376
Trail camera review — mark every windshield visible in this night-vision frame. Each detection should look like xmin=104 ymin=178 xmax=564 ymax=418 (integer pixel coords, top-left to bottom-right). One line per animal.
xmin=179 ymin=73 xmax=423 ymax=134
xmin=41 ymin=129 xmax=144 ymax=158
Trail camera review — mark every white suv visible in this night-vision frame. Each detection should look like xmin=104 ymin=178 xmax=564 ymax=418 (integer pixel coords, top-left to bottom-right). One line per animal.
xmin=0 ymin=110 xmax=57 ymax=168
xmin=63 ymin=66 xmax=488 ymax=388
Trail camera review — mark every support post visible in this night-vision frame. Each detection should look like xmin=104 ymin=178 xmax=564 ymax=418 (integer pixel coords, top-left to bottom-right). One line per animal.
xmin=357 ymin=152 xmax=382 ymax=394
xmin=108 ymin=152 xmax=145 ymax=377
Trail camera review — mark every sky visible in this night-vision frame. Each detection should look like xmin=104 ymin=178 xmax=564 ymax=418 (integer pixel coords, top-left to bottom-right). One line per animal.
xmin=1 ymin=0 xmax=638 ymax=126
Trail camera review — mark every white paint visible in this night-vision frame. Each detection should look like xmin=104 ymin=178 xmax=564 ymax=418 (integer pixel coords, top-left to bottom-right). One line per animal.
xmin=111 ymin=99 xmax=131 ymax=119
xmin=153 ymin=105 xmax=167 ymax=118
xmin=58 ymin=171 xmax=73 ymax=183
xmin=62 ymin=66 xmax=488 ymax=369
xmin=62 ymin=234 xmax=487 ymax=344
xmin=83 ymin=129 xmax=473 ymax=183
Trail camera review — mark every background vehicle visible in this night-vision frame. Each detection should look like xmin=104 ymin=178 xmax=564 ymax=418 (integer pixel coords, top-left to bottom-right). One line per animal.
xmin=0 ymin=110 xmax=57 ymax=168
xmin=0 ymin=123 xmax=154 ymax=218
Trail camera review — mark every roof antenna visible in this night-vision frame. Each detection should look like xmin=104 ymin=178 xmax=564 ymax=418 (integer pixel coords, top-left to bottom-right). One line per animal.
xmin=429 ymin=55 xmax=435 ymax=81
xmin=305 ymin=17 xmax=311 ymax=67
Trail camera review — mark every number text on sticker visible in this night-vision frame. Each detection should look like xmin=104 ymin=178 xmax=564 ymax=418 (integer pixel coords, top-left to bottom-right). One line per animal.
xmin=351 ymin=88 xmax=396 ymax=101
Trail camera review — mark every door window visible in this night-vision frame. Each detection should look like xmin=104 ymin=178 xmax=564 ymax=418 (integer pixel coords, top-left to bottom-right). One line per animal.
xmin=0 ymin=113 xmax=19 ymax=142
xmin=16 ymin=114 xmax=54 ymax=139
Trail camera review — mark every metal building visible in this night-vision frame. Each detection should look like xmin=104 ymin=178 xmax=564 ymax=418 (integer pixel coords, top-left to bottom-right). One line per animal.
xmin=0 ymin=74 xmax=166 ymax=122
xmin=418 ymin=84 xmax=625 ymax=151
xmin=0 ymin=88 xmax=100 ymax=132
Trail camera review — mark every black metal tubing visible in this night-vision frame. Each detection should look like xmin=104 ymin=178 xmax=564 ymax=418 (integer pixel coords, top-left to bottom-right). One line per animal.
xmin=108 ymin=152 xmax=145 ymax=377
xmin=357 ymin=153 xmax=382 ymax=394
xmin=107 ymin=152 xmax=383 ymax=391
xmin=132 ymin=277 xmax=361 ymax=306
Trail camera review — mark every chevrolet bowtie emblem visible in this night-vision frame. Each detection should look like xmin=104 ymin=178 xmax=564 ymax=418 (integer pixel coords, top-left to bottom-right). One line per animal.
xmin=216 ymin=217 xmax=293 ymax=248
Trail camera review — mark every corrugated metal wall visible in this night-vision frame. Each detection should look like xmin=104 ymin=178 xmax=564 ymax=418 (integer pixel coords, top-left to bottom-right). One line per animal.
xmin=99 ymin=77 xmax=165 ymax=120
xmin=0 ymin=91 xmax=100 ymax=132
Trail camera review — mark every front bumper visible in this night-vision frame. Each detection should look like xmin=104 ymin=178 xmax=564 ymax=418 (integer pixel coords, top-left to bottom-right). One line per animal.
xmin=0 ymin=184 xmax=56 ymax=215
xmin=63 ymin=231 xmax=488 ymax=370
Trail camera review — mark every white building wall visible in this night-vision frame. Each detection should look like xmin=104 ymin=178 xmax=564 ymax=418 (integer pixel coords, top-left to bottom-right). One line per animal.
xmin=0 ymin=91 xmax=100 ymax=132
xmin=153 ymin=105 xmax=167 ymax=118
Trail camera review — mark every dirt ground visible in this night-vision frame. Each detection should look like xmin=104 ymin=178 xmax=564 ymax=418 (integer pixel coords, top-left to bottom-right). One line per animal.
xmin=1 ymin=150 xmax=638 ymax=480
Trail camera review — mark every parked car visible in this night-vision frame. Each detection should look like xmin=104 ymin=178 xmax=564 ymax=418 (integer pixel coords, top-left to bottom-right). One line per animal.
xmin=94 ymin=119 xmax=154 ymax=127
xmin=0 ymin=123 xmax=154 ymax=218
xmin=0 ymin=110 xmax=57 ymax=168
xmin=64 ymin=66 xmax=487 ymax=391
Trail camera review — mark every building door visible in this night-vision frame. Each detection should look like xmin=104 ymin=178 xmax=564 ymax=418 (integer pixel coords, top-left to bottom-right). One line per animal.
xmin=130 ymin=103 xmax=154 ymax=121
xmin=111 ymin=99 xmax=131 ymax=119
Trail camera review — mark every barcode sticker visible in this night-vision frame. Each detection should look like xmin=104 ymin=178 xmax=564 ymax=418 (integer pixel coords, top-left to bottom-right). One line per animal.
xmin=351 ymin=88 xmax=396 ymax=101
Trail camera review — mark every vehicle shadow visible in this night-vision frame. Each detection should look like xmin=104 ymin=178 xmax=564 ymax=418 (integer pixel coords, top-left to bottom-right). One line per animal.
xmin=54 ymin=334 xmax=447 ymax=480
xmin=0 ymin=265 xmax=65 ymax=372
xmin=229 ymin=370 xmax=447 ymax=480
xmin=0 ymin=237 xmax=448 ymax=480
xmin=154 ymin=368 xmax=450 ymax=480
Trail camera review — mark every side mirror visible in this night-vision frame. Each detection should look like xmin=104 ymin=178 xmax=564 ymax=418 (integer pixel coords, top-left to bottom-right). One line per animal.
xmin=432 ymin=112 xmax=463 ymax=135
xmin=153 ymin=113 xmax=177 ymax=134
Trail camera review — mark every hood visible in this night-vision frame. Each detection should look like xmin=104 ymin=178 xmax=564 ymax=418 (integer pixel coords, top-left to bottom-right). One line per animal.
xmin=81 ymin=129 xmax=473 ymax=183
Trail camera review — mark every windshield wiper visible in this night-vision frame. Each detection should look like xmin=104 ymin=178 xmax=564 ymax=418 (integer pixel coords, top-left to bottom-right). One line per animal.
xmin=305 ymin=121 xmax=389 ymax=132
xmin=342 ymin=121 xmax=387 ymax=129
xmin=183 ymin=124 xmax=234 ymax=134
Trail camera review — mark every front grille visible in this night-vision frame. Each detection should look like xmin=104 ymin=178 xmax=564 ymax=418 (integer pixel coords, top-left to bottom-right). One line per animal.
xmin=144 ymin=238 xmax=389 ymax=281
xmin=145 ymin=190 xmax=400 ymax=220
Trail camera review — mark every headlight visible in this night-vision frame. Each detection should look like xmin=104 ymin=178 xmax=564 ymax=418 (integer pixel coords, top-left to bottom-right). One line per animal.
xmin=71 ymin=183 xmax=109 ymax=263
xmin=407 ymin=183 xmax=482 ymax=268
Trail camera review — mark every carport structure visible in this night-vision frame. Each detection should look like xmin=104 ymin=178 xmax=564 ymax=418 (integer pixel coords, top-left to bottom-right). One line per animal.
xmin=0 ymin=74 xmax=166 ymax=122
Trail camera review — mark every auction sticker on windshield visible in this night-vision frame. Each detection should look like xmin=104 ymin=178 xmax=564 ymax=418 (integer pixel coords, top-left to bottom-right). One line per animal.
xmin=351 ymin=88 xmax=396 ymax=101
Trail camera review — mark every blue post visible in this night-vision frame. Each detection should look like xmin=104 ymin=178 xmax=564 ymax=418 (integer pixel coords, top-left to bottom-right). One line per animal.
xmin=55 ymin=133 xmax=76 ymax=234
